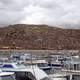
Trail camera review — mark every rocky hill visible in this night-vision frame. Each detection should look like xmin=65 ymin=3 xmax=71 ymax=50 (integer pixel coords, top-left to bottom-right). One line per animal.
xmin=0 ymin=24 xmax=80 ymax=50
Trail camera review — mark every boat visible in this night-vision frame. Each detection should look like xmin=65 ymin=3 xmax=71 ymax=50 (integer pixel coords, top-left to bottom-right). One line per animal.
xmin=47 ymin=54 xmax=66 ymax=69
xmin=25 ymin=59 xmax=51 ymax=70
xmin=49 ymin=62 xmax=63 ymax=69
xmin=0 ymin=62 xmax=51 ymax=80
xmin=0 ymin=70 xmax=15 ymax=80
xmin=49 ymin=71 xmax=80 ymax=80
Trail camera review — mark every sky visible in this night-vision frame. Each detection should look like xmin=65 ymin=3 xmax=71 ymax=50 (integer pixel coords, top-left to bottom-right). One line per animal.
xmin=0 ymin=0 xmax=80 ymax=28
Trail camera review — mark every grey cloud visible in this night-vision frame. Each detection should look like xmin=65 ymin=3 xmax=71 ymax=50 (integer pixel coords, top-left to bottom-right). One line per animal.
xmin=0 ymin=0 xmax=80 ymax=28
xmin=0 ymin=0 xmax=28 ymax=11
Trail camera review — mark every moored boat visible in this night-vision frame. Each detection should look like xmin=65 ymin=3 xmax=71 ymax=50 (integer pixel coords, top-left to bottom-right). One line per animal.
xmin=0 ymin=62 xmax=51 ymax=80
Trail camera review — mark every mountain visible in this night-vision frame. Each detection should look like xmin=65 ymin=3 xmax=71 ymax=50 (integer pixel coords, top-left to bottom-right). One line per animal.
xmin=0 ymin=24 xmax=80 ymax=50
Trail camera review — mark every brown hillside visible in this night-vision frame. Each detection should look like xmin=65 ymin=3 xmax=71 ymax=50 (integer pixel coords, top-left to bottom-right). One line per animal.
xmin=0 ymin=24 xmax=80 ymax=50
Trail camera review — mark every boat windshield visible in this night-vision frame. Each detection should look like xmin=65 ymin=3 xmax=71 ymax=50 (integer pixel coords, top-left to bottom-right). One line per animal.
xmin=0 ymin=75 xmax=15 ymax=80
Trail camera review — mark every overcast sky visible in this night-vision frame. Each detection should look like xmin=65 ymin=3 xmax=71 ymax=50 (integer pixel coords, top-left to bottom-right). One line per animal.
xmin=0 ymin=0 xmax=80 ymax=28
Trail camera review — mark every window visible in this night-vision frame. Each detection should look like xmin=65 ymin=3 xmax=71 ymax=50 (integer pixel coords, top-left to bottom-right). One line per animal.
xmin=72 ymin=75 xmax=80 ymax=80
xmin=15 ymin=72 xmax=36 ymax=80
xmin=3 ymin=65 xmax=13 ymax=68
xmin=38 ymin=63 xmax=48 ymax=67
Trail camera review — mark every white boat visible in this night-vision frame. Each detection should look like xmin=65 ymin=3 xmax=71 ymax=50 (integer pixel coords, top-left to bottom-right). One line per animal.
xmin=49 ymin=71 xmax=80 ymax=80
xmin=25 ymin=60 xmax=51 ymax=70
xmin=0 ymin=70 xmax=15 ymax=80
xmin=0 ymin=62 xmax=51 ymax=80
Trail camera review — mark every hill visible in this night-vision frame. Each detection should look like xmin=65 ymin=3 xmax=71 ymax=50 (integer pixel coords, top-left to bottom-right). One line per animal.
xmin=0 ymin=24 xmax=80 ymax=50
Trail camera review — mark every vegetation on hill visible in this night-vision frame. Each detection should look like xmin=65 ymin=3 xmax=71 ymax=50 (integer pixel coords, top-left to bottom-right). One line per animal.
xmin=0 ymin=24 xmax=80 ymax=50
